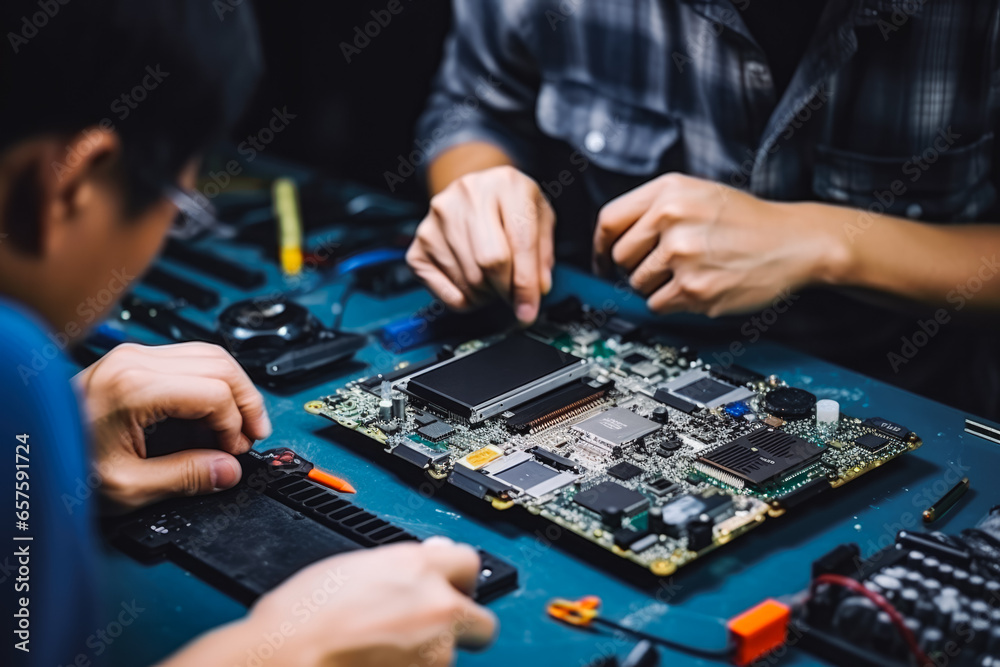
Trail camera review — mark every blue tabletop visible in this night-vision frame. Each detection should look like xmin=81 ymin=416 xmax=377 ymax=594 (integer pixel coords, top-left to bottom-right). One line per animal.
xmin=98 ymin=242 xmax=995 ymax=667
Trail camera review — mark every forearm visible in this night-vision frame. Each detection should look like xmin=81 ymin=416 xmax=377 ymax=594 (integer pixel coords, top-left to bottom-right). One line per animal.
xmin=798 ymin=201 xmax=1000 ymax=309
xmin=428 ymin=141 xmax=515 ymax=195
xmin=157 ymin=618 xmax=306 ymax=667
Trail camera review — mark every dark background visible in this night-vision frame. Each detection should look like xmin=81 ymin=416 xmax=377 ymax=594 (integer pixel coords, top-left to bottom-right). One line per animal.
xmin=234 ymin=0 xmax=453 ymax=202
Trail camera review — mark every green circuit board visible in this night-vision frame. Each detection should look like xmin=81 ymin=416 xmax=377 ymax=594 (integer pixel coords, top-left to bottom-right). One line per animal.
xmin=306 ymin=299 xmax=921 ymax=576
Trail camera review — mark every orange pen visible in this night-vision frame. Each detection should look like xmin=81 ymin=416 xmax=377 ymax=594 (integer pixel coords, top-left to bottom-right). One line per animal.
xmin=307 ymin=468 xmax=356 ymax=494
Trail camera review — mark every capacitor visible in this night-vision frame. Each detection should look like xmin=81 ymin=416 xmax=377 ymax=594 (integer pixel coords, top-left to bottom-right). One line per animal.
xmin=391 ymin=391 xmax=406 ymax=420
xmin=378 ymin=381 xmax=393 ymax=422
xmin=651 ymin=406 xmax=669 ymax=424
xmin=686 ymin=518 xmax=714 ymax=551
xmin=815 ymin=399 xmax=839 ymax=431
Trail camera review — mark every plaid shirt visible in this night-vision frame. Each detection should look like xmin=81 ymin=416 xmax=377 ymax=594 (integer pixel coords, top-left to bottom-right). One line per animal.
xmin=418 ymin=0 xmax=1000 ymax=223
xmin=416 ymin=0 xmax=1000 ymax=418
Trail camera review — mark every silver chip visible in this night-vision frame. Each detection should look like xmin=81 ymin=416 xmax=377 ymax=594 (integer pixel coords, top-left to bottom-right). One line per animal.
xmin=572 ymin=407 xmax=660 ymax=447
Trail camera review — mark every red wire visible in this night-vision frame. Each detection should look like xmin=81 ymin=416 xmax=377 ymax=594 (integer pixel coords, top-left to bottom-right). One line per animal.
xmin=811 ymin=574 xmax=930 ymax=666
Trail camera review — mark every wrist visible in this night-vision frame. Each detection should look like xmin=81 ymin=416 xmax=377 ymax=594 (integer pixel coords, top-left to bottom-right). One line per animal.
xmin=779 ymin=201 xmax=854 ymax=287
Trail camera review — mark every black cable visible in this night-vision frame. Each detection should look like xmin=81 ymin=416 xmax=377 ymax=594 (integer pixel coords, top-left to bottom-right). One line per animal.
xmin=590 ymin=617 xmax=735 ymax=661
xmin=332 ymin=283 xmax=355 ymax=330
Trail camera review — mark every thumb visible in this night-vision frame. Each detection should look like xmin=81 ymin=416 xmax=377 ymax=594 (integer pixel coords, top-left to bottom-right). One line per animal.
xmin=134 ymin=450 xmax=243 ymax=503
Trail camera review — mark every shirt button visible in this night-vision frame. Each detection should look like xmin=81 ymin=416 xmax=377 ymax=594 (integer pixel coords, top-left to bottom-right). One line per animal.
xmin=584 ymin=130 xmax=606 ymax=153
xmin=906 ymin=203 xmax=923 ymax=219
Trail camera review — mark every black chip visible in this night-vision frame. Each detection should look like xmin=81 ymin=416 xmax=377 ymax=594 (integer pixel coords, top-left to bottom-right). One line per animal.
xmin=855 ymin=433 xmax=890 ymax=452
xmin=710 ymin=364 xmax=765 ymax=387
xmin=652 ymin=389 xmax=699 ymax=413
xmin=647 ymin=478 xmax=679 ymax=496
xmin=416 ymin=421 xmax=454 ymax=442
xmin=413 ymin=411 xmax=438 ymax=426
xmin=607 ymin=461 xmax=643 ymax=481
xmin=612 ymin=527 xmax=652 ymax=550
xmin=863 ymin=417 xmax=911 ymax=440
xmin=623 ymin=352 xmax=649 ymax=365
xmin=573 ymin=481 xmax=649 ymax=519
xmin=697 ymin=427 xmax=823 ymax=486
xmin=685 ymin=474 xmax=702 ymax=486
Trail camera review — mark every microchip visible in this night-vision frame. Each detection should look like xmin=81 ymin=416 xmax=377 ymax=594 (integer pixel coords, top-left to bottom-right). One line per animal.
xmin=629 ymin=361 xmax=661 ymax=378
xmin=863 ymin=417 xmax=911 ymax=440
xmin=623 ymin=352 xmax=649 ymax=365
xmin=416 ymin=421 xmax=454 ymax=442
xmin=613 ymin=527 xmax=652 ymax=550
xmin=607 ymin=461 xmax=644 ymax=481
xmin=855 ymin=433 xmax=890 ymax=452
xmin=572 ymin=407 xmax=660 ymax=448
xmin=493 ymin=460 xmax=561 ymax=490
xmin=413 ymin=411 xmax=438 ymax=426
xmin=695 ymin=427 xmax=824 ymax=489
xmin=647 ymin=478 xmax=679 ymax=496
xmin=406 ymin=333 xmax=584 ymax=421
xmin=673 ymin=377 xmax=735 ymax=405
xmin=573 ymin=481 xmax=649 ymax=519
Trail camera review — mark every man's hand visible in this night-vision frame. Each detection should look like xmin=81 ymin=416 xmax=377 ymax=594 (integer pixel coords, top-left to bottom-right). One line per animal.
xmin=406 ymin=165 xmax=556 ymax=325
xmin=594 ymin=172 xmax=845 ymax=317
xmin=161 ymin=538 xmax=498 ymax=666
xmin=74 ymin=342 xmax=271 ymax=510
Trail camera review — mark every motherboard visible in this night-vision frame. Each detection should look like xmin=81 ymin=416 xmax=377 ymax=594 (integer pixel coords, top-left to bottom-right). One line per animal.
xmin=306 ymin=298 xmax=922 ymax=576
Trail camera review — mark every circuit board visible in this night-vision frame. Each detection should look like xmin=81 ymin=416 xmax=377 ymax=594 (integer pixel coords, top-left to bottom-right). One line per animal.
xmin=306 ymin=298 xmax=922 ymax=576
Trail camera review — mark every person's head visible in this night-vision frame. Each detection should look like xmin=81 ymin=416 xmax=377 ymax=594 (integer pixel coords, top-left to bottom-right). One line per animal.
xmin=0 ymin=0 xmax=261 ymax=337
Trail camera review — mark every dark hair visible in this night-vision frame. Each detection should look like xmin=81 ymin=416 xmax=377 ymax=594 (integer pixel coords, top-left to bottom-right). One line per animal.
xmin=0 ymin=0 xmax=262 ymax=250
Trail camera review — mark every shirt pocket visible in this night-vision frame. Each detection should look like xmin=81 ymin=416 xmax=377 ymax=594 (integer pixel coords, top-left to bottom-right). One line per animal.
xmin=535 ymin=78 xmax=680 ymax=177
xmin=812 ymin=133 xmax=995 ymax=222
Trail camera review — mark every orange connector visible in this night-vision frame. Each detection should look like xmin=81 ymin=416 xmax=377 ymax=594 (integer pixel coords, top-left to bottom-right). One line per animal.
xmin=546 ymin=596 xmax=602 ymax=627
xmin=727 ymin=599 xmax=790 ymax=666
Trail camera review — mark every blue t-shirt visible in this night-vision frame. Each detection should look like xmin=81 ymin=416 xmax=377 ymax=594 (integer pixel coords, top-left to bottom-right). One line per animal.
xmin=0 ymin=298 xmax=101 ymax=667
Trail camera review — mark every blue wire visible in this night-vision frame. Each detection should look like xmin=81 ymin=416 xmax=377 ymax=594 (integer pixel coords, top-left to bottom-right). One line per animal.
xmin=334 ymin=248 xmax=406 ymax=276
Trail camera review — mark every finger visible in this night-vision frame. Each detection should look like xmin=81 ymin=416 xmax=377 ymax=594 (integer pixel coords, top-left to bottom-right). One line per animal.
xmin=647 ymin=277 xmax=694 ymax=315
xmin=467 ymin=198 xmax=515 ymax=304
xmin=434 ymin=204 xmax=489 ymax=305
xmin=119 ymin=449 xmax=242 ymax=506
xmin=130 ymin=376 xmax=252 ymax=456
xmin=536 ymin=194 xmax=556 ymax=295
xmin=499 ymin=196 xmax=542 ymax=325
xmin=152 ymin=356 xmax=271 ymax=441
xmin=421 ymin=539 xmax=481 ymax=596
xmin=450 ymin=594 xmax=499 ymax=649
xmin=407 ymin=238 xmax=473 ymax=310
xmin=415 ymin=222 xmax=480 ymax=306
xmin=629 ymin=241 xmax=675 ymax=296
xmin=593 ymin=180 xmax=661 ymax=268
xmin=612 ymin=205 xmax=672 ymax=273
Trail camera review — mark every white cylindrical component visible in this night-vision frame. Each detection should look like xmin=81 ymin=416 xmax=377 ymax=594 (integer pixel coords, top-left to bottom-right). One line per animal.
xmin=378 ymin=398 xmax=393 ymax=421
xmin=816 ymin=399 xmax=840 ymax=428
